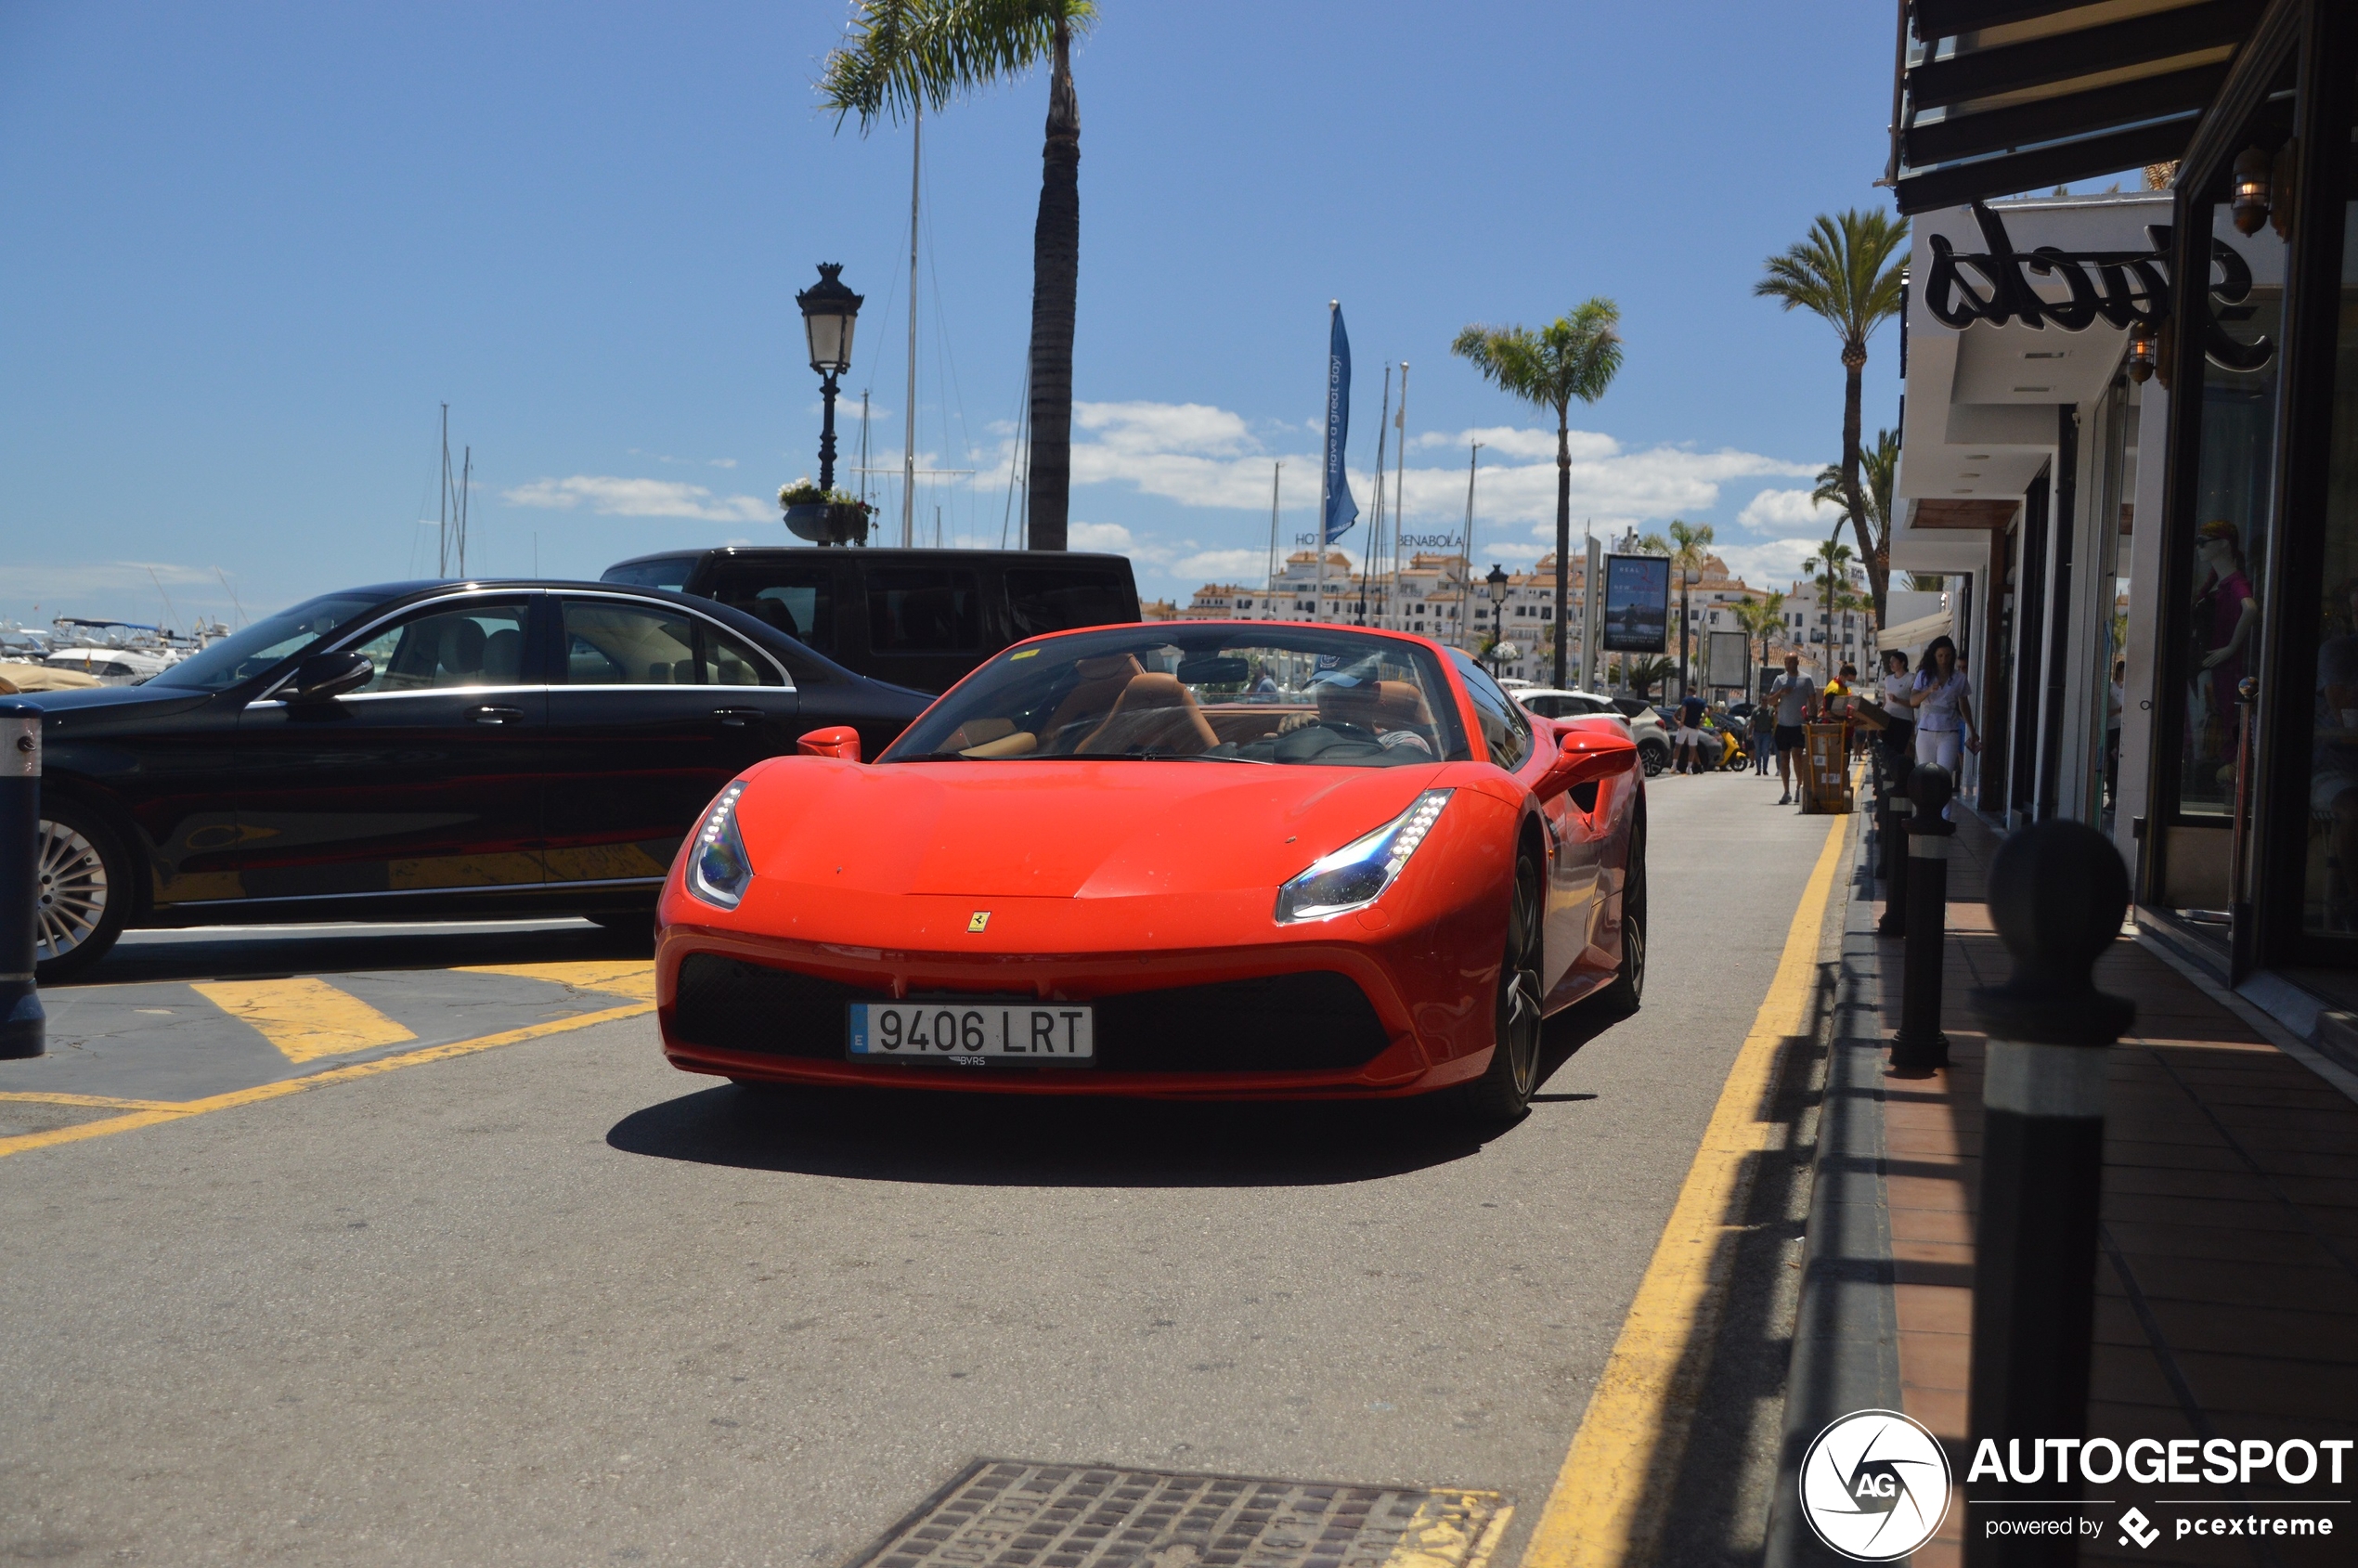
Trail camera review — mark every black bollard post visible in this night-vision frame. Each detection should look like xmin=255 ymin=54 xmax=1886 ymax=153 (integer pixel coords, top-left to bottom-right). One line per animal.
xmin=1963 ymin=821 xmax=2134 ymax=1566
xmin=0 ymin=699 xmax=44 ymax=1059
xmin=1877 ymin=745 xmax=1913 ymax=937
xmin=1889 ymin=763 xmax=1954 ymax=1074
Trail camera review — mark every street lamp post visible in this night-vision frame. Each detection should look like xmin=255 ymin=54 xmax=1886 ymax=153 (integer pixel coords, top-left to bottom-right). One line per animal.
xmin=1484 ymin=564 xmax=1511 ymax=675
xmin=796 ymin=264 xmax=864 ymax=493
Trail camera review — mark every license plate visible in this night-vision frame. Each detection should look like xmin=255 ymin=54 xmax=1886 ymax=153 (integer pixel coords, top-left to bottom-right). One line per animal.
xmin=847 ymin=1001 xmax=1095 ymax=1066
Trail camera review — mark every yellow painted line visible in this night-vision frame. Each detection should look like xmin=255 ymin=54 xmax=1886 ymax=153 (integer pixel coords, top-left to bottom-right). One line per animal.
xmin=0 ymin=1091 xmax=186 ymax=1111
xmin=1521 ymin=810 xmax=1852 ymax=1568
xmin=190 ymin=977 xmax=419 ymax=1063
xmin=1382 ymin=1495 xmax=1513 ymax=1568
xmin=0 ymin=1000 xmax=653 ymax=1160
xmin=454 ymin=960 xmax=656 ymax=1001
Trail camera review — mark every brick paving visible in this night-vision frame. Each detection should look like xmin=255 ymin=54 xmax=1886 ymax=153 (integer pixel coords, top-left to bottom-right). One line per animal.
xmin=1864 ymin=810 xmax=2358 ymax=1568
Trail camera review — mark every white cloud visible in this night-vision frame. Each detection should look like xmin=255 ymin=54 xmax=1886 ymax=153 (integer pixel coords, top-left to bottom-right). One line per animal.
xmin=1714 ymin=538 xmax=1838 ymax=589
xmin=1075 ymin=401 xmax=1256 ymax=457
xmin=707 ymin=458 xmax=737 ymax=470
xmin=1412 ymin=425 xmax=1619 ymax=462
xmin=1736 ymin=486 xmax=1838 ymax=530
xmin=1172 ymin=548 xmax=1273 ymax=583
xmin=1067 ymin=521 xmax=1135 ymax=552
xmin=500 ymin=475 xmax=771 ymax=523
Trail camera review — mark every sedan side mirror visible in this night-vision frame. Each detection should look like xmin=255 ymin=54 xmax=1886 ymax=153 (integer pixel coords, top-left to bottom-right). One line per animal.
xmin=1532 ymin=720 xmax=1636 ymax=801
xmin=797 ymin=725 xmax=861 ymax=762
xmin=282 ymin=650 xmax=374 ymax=706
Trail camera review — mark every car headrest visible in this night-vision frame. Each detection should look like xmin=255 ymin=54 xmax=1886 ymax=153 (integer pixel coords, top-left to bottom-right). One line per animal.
xmin=439 ymin=618 xmax=486 ymax=676
xmin=1074 ymin=654 xmax=1143 ymax=681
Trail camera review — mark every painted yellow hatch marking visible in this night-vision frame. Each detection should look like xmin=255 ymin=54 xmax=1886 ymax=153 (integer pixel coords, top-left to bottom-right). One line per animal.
xmin=455 ymin=960 xmax=656 ymax=1000
xmin=190 ymin=977 xmax=418 ymax=1063
xmin=0 ymin=1002 xmax=653 ymax=1160
xmin=967 ymin=911 xmax=991 ymax=933
xmin=1520 ymin=810 xmax=1851 ymax=1568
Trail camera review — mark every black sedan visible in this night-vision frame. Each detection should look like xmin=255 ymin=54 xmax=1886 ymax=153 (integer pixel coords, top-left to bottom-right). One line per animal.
xmin=25 ymin=579 xmax=932 ymax=980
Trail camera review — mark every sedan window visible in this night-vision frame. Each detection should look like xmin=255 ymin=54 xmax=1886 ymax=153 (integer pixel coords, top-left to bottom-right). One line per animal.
xmin=346 ymin=602 xmax=532 ymax=693
xmin=149 ymin=591 xmax=382 ymax=691
xmin=560 ymin=599 xmax=782 ymax=687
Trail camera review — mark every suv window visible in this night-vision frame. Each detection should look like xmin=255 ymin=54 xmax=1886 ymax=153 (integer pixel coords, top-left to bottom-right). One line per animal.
xmin=868 ymin=568 xmax=981 ymax=653
xmin=1006 ymin=567 xmax=1134 ymax=639
xmin=598 ymin=556 xmax=697 ymax=591
xmin=344 ymin=600 xmax=531 ymax=693
xmin=1449 ymin=649 xmax=1534 ymax=770
xmin=709 ymin=564 xmax=836 ymax=655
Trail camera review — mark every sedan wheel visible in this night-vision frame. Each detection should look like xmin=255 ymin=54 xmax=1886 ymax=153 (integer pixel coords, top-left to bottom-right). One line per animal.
xmin=32 ymin=808 xmax=131 ymax=982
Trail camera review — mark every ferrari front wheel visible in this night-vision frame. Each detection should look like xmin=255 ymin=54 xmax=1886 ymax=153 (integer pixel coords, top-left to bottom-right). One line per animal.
xmin=1456 ymin=846 xmax=1545 ymax=1128
xmin=1603 ymin=844 xmax=1647 ymax=1011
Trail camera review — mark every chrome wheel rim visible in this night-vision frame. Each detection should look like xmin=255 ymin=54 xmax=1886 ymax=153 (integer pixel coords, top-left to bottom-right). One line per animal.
xmin=34 ymin=819 xmax=109 ymax=962
xmin=1503 ymin=857 xmax=1545 ymax=1098
xmin=1623 ymin=908 xmax=1646 ymax=1003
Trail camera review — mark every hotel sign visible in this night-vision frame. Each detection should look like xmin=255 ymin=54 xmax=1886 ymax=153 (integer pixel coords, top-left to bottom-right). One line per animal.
xmin=1924 ymin=201 xmax=2272 ymax=371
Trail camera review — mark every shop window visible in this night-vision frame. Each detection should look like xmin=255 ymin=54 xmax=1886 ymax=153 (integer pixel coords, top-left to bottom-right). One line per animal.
xmin=2298 ymin=201 xmax=2358 ymax=934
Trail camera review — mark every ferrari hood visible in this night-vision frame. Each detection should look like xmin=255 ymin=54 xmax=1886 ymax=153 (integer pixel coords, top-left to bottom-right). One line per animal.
xmin=735 ymin=759 xmax=1452 ymax=900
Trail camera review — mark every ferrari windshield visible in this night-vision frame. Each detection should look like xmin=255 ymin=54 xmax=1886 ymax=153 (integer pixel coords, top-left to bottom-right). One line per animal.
xmin=883 ymin=626 xmax=1470 ymax=766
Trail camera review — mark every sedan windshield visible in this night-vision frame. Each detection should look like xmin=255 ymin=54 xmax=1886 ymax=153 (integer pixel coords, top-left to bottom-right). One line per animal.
xmin=883 ymin=626 xmax=1469 ymax=766
xmin=147 ymin=591 xmax=385 ymax=692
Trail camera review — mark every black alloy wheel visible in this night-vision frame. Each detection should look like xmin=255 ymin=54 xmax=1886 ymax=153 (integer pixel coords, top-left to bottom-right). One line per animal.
xmin=1603 ymin=825 xmax=1648 ymax=1011
xmin=1639 ymin=741 xmax=1668 ymax=778
xmin=32 ymin=800 xmax=134 ymax=983
xmin=1457 ymin=845 xmax=1546 ymax=1128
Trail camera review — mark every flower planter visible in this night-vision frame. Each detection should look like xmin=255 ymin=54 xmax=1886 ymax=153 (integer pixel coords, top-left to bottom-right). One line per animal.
xmin=783 ymin=502 xmax=870 ymax=546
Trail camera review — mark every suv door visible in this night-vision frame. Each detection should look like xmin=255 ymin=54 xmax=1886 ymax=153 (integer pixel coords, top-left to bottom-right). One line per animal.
xmin=234 ymin=593 xmax=546 ymax=901
xmin=540 ymin=592 xmax=800 ymax=888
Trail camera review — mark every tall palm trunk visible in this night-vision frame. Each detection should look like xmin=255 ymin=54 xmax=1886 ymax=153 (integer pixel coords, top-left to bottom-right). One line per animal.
xmin=1023 ymin=19 xmax=1079 ymax=551
xmin=1837 ymin=343 xmax=1887 ymax=624
xmin=1553 ymin=407 xmax=1572 ymax=689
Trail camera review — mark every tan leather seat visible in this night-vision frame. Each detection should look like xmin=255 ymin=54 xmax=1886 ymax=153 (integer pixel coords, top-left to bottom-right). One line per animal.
xmin=1042 ymin=654 xmax=1143 ymax=750
xmin=1075 ymin=672 xmax=1219 ymax=755
xmin=1373 ymin=680 xmax=1433 ymax=731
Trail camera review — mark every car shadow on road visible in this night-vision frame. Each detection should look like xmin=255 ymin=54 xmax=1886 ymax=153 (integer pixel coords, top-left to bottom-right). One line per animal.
xmin=71 ymin=920 xmax=651 ymax=986
xmin=606 ymin=998 xmax=1627 ymax=1188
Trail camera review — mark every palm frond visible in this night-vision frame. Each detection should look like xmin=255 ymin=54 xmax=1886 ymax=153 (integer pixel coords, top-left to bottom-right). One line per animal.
xmin=819 ymin=0 xmax=1095 ymax=131
xmin=1450 ymin=297 xmax=1623 ymax=421
xmin=1753 ymin=208 xmax=1909 ymax=348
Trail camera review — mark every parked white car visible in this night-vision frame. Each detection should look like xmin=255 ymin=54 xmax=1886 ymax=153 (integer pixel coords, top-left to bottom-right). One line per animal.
xmin=1513 ymin=687 xmax=1672 ymax=777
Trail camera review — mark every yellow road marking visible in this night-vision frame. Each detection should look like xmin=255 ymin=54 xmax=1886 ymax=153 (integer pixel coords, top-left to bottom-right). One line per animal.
xmin=0 ymin=1001 xmax=653 ymax=1160
xmin=454 ymin=960 xmax=656 ymax=1001
xmin=0 ymin=1091 xmax=186 ymax=1111
xmin=1383 ymin=1495 xmax=1513 ymax=1568
xmin=190 ymin=977 xmax=418 ymax=1063
xmin=1521 ymin=810 xmax=1852 ymax=1568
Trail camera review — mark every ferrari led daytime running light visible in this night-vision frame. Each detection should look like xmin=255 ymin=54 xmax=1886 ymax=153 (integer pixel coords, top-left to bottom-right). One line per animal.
xmin=687 ymin=781 xmax=753 ymax=909
xmin=1276 ymin=789 xmax=1453 ymax=924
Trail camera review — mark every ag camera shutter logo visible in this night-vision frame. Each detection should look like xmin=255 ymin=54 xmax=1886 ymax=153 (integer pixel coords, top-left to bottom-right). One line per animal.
xmin=1799 ymin=1409 xmax=1953 ymax=1561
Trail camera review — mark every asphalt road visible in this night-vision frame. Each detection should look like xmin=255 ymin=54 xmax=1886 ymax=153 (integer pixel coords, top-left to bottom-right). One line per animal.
xmin=0 ymin=771 xmax=1844 ymax=1567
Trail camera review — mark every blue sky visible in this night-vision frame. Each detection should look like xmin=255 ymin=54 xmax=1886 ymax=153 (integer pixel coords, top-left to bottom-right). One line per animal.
xmin=0 ymin=1 xmax=1902 ymax=628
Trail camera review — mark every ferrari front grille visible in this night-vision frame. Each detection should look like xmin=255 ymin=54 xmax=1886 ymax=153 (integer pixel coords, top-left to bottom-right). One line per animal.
xmin=667 ymin=954 xmax=1393 ymax=1073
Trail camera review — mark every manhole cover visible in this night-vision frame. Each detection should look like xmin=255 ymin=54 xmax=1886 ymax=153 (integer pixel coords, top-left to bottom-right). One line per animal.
xmin=846 ymin=1459 xmax=1511 ymax=1568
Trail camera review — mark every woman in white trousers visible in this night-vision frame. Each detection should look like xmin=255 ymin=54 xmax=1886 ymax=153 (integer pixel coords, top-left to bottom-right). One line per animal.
xmin=1908 ymin=635 xmax=1981 ymax=777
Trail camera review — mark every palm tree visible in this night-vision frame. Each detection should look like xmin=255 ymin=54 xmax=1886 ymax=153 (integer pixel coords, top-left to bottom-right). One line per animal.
xmin=1451 ymin=300 xmax=1624 ymax=688
xmin=1810 ymin=537 xmax=1857 ymax=669
xmin=1625 ymin=654 xmax=1677 ymax=701
xmin=1665 ymin=519 xmax=1714 ymax=700
xmin=1812 ymin=426 xmax=1898 ymax=553
xmin=1734 ymin=591 xmax=1784 ymax=689
xmin=820 ymin=0 xmax=1097 ymax=551
xmin=1756 ymin=211 xmax=1908 ymax=624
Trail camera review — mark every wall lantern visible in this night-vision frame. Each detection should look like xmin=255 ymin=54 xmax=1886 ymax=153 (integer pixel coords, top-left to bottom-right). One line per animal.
xmin=2231 ymin=146 xmax=2273 ymax=237
xmin=2126 ymin=324 xmax=2157 ymax=385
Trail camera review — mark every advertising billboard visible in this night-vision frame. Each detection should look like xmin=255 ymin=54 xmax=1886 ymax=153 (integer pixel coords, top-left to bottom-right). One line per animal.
xmin=1600 ymin=554 xmax=1670 ymax=654
xmin=1707 ymin=629 xmax=1751 ymax=690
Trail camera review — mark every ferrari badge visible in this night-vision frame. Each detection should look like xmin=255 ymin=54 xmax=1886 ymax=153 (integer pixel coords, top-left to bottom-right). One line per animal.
xmin=967 ymin=911 xmax=991 ymax=933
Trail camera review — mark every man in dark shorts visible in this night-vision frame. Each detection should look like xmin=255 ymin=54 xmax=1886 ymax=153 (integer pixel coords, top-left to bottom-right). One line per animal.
xmin=1675 ymin=690 xmax=1708 ymax=773
xmin=1767 ymin=653 xmax=1817 ymax=806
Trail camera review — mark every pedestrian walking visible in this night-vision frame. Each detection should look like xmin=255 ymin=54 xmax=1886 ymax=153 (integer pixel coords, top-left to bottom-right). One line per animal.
xmin=1903 ymin=636 xmax=1981 ymax=814
xmin=1674 ymin=691 xmax=1707 ymax=774
xmin=1877 ymin=648 xmax=1915 ymax=774
xmin=1768 ymin=653 xmax=1817 ymax=805
xmin=1750 ymin=701 xmax=1774 ymax=775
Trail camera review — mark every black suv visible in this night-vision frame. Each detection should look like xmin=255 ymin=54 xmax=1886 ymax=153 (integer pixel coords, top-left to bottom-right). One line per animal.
xmin=601 ymin=548 xmax=1140 ymax=693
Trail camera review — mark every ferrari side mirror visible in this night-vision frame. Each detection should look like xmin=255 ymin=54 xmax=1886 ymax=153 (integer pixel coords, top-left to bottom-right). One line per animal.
xmin=281 ymin=650 xmax=374 ymax=706
xmin=1532 ymin=722 xmax=1635 ymax=801
xmin=797 ymin=725 xmax=862 ymax=762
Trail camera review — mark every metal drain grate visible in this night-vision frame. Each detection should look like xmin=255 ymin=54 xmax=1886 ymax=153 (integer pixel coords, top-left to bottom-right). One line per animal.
xmin=845 ymin=1459 xmax=1511 ymax=1568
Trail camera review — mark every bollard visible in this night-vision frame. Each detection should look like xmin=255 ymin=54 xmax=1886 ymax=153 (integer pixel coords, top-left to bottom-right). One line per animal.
xmin=1876 ymin=751 xmax=1913 ymax=937
xmin=1963 ymin=821 xmax=2134 ymax=1565
xmin=1888 ymin=763 xmax=1954 ymax=1074
xmin=0 ymin=700 xmax=44 ymax=1059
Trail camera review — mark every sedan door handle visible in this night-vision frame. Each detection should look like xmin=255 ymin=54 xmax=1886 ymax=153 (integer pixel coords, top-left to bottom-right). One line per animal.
xmin=712 ymin=707 xmax=763 ymax=728
xmin=469 ymin=706 xmax=525 ymax=726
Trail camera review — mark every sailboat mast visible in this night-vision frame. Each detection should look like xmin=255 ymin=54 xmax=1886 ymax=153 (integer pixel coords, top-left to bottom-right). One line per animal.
xmin=1461 ymin=441 xmax=1483 ymax=653
xmin=1363 ymin=364 xmax=1390 ymax=627
xmin=458 ymin=446 xmax=472 ymax=577
xmin=436 ymin=403 xmax=450 ymax=577
xmin=903 ymin=101 xmax=921 ymax=548
xmin=1265 ymin=461 xmax=1282 ymax=617
xmin=1392 ymin=363 xmax=1408 ymax=630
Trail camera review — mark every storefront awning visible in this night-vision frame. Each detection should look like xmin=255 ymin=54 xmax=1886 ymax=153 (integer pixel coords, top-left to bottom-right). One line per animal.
xmin=1888 ymin=0 xmax=2269 ymax=214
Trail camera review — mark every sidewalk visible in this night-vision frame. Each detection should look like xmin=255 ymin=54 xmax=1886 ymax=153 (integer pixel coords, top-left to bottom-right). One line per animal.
xmin=1768 ymin=803 xmax=2358 ymax=1567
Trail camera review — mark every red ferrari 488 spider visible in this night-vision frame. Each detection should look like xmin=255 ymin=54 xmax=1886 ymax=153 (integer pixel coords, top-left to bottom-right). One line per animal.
xmin=654 ymin=621 xmax=1645 ymax=1123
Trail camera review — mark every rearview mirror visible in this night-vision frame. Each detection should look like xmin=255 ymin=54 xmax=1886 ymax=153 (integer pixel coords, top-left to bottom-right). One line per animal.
xmin=282 ymin=650 xmax=373 ymax=706
xmin=1532 ymin=721 xmax=1636 ymax=802
xmin=797 ymin=725 xmax=861 ymax=762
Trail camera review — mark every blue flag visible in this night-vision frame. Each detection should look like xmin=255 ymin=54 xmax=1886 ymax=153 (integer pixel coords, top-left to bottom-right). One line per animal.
xmin=1323 ymin=303 xmax=1358 ymax=544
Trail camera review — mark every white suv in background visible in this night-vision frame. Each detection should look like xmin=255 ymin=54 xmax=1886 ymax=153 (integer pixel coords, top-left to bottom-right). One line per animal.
xmin=1514 ymin=687 xmax=1672 ymax=777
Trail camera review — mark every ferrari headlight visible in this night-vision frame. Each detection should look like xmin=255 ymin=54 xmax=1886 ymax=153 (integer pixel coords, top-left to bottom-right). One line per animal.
xmin=1276 ymin=788 xmax=1453 ymax=924
xmin=686 ymin=782 xmax=752 ymax=909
